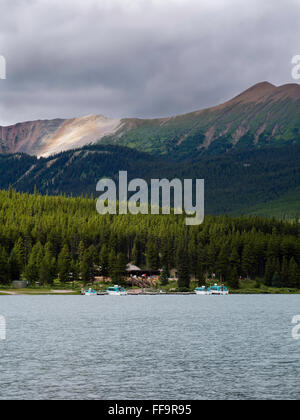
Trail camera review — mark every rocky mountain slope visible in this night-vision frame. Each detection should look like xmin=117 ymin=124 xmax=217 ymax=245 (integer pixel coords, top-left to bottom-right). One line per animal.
xmin=1 ymin=82 xmax=299 ymax=158
xmin=0 ymin=115 xmax=123 ymax=157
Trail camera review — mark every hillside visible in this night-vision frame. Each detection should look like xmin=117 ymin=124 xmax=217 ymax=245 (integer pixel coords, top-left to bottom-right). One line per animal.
xmin=1 ymin=144 xmax=300 ymax=217
xmin=1 ymin=82 xmax=300 ymax=159
xmin=0 ymin=189 xmax=299 ymax=291
xmin=0 ymin=115 xmax=123 ymax=157
xmin=106 ymin=82 xmax=300 ymax=158
xmin=237 ymin=188 xmax=300 ymax=220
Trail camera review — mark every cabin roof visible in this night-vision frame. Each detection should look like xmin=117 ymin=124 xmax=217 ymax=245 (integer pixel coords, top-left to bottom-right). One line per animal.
xmin=126 ymin=264 xmax=142 ymax=272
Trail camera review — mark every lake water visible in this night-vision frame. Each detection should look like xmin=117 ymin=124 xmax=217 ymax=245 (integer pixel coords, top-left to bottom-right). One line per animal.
xmin=0 ymin=295 xmax=299 ymax=400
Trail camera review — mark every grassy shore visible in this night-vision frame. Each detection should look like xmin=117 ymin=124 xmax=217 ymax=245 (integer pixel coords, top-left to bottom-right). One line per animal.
xmin=0 ymin=277 xmax=299 ymax=295
xmin=1 ymin=282 xmax=300 ymax=295
xmin=0 ymin=288 xmax=80 ymax=295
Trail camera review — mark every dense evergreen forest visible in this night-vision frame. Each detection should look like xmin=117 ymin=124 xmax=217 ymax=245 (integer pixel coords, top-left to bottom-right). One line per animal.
xmin=0 ymin=189 xmax=299 ymax=290
xmin=0 ymin=143 xmax=300 ymax=217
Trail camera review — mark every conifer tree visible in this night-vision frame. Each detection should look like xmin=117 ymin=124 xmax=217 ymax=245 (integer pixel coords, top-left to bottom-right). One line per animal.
xmin=177 ymin=245 xmax=190 ymax=290
xmin=217 ymin=245 xmax=229 ymax=282
xmin=146 ymin=241 xmax=159 ymax=270
xmin=78 ymin=241 xmax=85 ymax=265
xmin=229 ymin=246 xmax=240 ymax=274
xmin=39 ymin=249 xmax=56 ymax=285
xmin=24 ymin=242 xmax=44 ymax=284
xmin=227 ymin=267 xmax=240 ymax=289
xmin=264 ymin=257 xmax=275 ymax=287
xmin=160 ymin=267 xmax=169 ymax=286
xmin=81 ymin=247 xmax=96 ymax=284
xmin=132 ymin=238 xmax=143 ymax=267
xmin=288 ymin=258 xmax=300 ymax=288
xmin=9 ymin=249 xmax=21 ymax=282
xmin=57 ymin=244 xmax=71 ymax=284
xmin=242 ymin=243 xmax=256 ymax=279
xmin=108 ymin=250 xmax=116 ymax=279
xmin=0 ymin=247 xmax=9 ymax=285
xmin=272 ymin=272 xmax=282 ymax=288
xmin=281 ymin=257 xmax=289 ymax=286
xmin=99 ymin=245 xmax=109 ymax=277
xmin=13 ymin=237 xmax=26 ymax=271
xmin=111 ymin=253 xmax=127 ymax=285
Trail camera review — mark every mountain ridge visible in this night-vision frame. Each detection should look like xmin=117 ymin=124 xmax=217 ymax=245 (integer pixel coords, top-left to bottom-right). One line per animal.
xmin=1 ymin=81 xmax=300 ymax=158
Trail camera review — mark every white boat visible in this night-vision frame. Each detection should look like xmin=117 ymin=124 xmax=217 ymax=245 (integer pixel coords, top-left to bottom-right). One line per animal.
xmin=84 ymin=288 xmax=97 ymax=296
xmin=195 ymin=284 xmax=229 ymax=296
xmin=209 ymin=284 xmax=229 ymax=296
xmin=107 ymin=285 xmax=128 ymax=296
xmin=195 ymin=286 xmax=212 ymax=295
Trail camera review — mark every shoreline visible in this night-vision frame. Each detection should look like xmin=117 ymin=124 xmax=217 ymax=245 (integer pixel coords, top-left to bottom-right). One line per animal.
xmin=1 ymin=289 xmax=300 ymax=296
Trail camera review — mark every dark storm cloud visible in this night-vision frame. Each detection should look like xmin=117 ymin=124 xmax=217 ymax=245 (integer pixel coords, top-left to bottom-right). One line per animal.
xmin=0 ymin=0 xmax=299 ymax=125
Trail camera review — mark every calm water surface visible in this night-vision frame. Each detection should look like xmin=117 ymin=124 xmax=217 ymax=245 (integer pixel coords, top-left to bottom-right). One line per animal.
xmin=0 ymin=295 xmax=299 ymax=400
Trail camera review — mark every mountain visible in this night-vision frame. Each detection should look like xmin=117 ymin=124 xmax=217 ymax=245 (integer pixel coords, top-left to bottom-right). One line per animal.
xmin=0 ymin=115 xmax=123 ymax=157
xmin=1 ymin=82 xmax=300 ymax=158
xmin=106 ymin=82 xmax=300 ymax=158
xmin=1 ymin=143 xmax=300 ymax=217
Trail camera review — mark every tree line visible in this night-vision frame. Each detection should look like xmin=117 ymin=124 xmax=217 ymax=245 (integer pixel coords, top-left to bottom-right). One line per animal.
xmin=0 ymin=189 xmax=299 ymax=289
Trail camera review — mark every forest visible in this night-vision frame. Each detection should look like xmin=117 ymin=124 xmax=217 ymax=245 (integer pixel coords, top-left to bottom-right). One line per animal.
xmin=0 ymin=143 xmax=300 ymax=218
xmin=0 ymin=189 xmax=300 ymax=291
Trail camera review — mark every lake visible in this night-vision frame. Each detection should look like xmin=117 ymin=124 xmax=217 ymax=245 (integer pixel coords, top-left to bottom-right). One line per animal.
xmin=0 ymin=295 xmax=299 ymax=400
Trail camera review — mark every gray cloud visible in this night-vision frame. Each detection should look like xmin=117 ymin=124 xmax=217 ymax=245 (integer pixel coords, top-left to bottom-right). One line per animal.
xmin=0 ymin=0 xmax=299 ymax=125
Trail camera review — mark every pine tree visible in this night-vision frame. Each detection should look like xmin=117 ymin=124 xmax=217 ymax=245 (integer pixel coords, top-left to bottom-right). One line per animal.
xmin=78 ymin=241 xmax=85 ymax=265
xmin=70 ymin=259 xmax=79 ymax=282
xmin=111 ymin=253 xmax=127 ymax=285
xmin=288 ymin=258 xmax=300 ymax=288
xmin=9 ymin=249 xmax=21 ymax=282
xmin=99 ymin=245 xmax=109 ymax=277
xmin=39 ymin=249 xmax=56 ymax=285
xmin=80 ymin=247 xmax=96 ymax=285
xmin=13 ymin=237 xmax=26 ymax=271
xmin=227 ymin=267 xmax=240 ymax=289
xmin=265 ymin=257 xmax=275 ymax=286
xmin=146 ymin=241 xmax=159 ymax=270
xmin=108 ymin=250 xmax=116 ymax=279
xmin=24 ymin=242 xmax=44 ymax=284
xmin=188 ymin=239 xmax=198 ymax=278
xmin=206 ymin=242 xmax=217 ymax=274
xmin=0 ymin=247 xmax=9 ymax=285
xmin=229 ymin=246 xmax=240 ymax=274
xmin=242 ymin=243 xmax=256 ymax=279
xmin=160 ymin=267 xmax=169 ymax=286
xmin=177 ymin=245 xmax=190 ymax=290
xmin=57 ymin=245 xmax=71 ymax=284
xmin=272 ymin=272 xmax=282 ymax=288
xmin=160 ymin=238 xmax=171 ymax=270
xmin=281 ymin=257 xmax=289 ymax=286
xmin=132 ymin=238 xmax=143 ymax=267
xmin=216 ymin=245 xmax=229 ymax=282
xmin=196 ymin=246 xmax=207 ymax=285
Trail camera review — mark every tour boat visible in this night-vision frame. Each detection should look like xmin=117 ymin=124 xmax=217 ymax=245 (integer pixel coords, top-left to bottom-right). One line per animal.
xmin=195 ymin=284 xmax=229 ymax=296
xmin=107 ymin=286 xmax=128 ymax=296
xmin=84 ymin=288 xmax=97 ymax=296
xmin=195 ymin=286 xmax=212 ymax=295
xmin=208 ymin=284 xmax=229 ymax=295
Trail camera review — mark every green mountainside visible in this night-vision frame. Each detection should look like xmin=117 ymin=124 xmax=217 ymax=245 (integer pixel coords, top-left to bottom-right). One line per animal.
xmin=1 ymin=143 xmax=300 ymax=217
xmin=1 ymin=82 xmax=299 ymax=218
xmin=102 ymin=82 xmax=300 ymax=159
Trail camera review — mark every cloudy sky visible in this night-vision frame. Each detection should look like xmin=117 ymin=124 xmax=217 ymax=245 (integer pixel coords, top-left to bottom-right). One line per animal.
xmin=0 ymin=0 xmax=299 ymax=126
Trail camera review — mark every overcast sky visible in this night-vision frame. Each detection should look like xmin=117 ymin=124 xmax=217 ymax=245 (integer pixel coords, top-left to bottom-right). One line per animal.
xmin=0 ymin=0 xmax=299 ymax=126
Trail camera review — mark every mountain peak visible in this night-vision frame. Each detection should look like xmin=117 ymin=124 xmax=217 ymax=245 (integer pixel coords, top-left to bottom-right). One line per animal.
xmin=276 ymin=83 xmax=300 ymax=100
xmin=232 ymin=82 xmax=276 ymax=103
xmin=231 ymin=81 xmax=300 ymax=104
